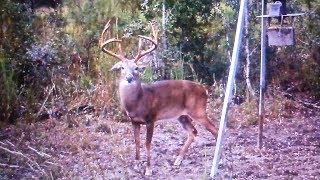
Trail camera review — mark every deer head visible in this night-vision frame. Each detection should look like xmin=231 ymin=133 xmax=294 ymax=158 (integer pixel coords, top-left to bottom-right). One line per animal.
xmin=100 ymin=20 xmax=158 ymax=84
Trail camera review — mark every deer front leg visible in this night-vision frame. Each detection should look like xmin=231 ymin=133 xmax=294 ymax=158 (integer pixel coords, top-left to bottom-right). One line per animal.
xmin=145 ymin=122 xmax=154 ymax=176
xmin=132 ymin=122 xmax=141 ymax=160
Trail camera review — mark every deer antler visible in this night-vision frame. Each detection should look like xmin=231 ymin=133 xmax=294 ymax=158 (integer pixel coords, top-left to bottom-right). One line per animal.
xmin=134 ymin=22 xmax=159 ymax=62
xmin=100 ymin=19 xmax=126 ymax=61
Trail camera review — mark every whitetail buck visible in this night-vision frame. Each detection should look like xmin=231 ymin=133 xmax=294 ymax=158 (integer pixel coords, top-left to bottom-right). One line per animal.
xmin=100 ymin=20 xmax=217 ymax=176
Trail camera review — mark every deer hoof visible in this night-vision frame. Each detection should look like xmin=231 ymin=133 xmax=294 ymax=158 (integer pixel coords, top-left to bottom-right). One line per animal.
xmin=145 ymin=167 xmax=152 ymax=176
xmin=174 ymin=155 xmax=183 ymax=166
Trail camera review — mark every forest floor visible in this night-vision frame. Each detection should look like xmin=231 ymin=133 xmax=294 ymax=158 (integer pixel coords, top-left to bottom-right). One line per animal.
xmin=0 ymin=96 xmax=319 ymax=179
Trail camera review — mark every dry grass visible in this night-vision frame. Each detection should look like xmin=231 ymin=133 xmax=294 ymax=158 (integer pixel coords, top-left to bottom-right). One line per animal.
xmin=0 ymin=92 xmax=319 ymax=179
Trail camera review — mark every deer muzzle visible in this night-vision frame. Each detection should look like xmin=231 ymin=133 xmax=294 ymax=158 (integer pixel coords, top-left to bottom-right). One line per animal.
xmin=126 ymin=75 xmax=134 ymax=83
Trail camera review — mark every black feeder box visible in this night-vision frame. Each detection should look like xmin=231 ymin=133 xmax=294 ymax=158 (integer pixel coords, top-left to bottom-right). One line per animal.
xmin=267 ymin=26 xmax=295 ymax=46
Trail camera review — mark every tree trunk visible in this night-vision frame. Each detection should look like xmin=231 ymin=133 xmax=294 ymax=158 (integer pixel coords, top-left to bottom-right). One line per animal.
xmin=159 ymin=0 xmax=171 ymax=80
xmin=244 ymin=2 xmax=256 ymax=100
xmin=162 ymin=0 xmax=168 ymax=50
xmin=226 ymin=29 xmax=236 ymax=95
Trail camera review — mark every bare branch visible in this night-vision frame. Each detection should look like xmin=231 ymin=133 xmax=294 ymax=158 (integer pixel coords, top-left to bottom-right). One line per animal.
xmin=0 ymin=145 xmax=30 ymax=160
xmin=28 ymin=146 xmax=52 ymax=158
xmin=36 ymin=84 xmax=55 ymax=118
xmin=0 ymin=163 xmax=20 ymax=168
xmin=0 ymin=146 xmax=46 ymax=174
xmin=5 ymin=140 xmax=15 ymax=147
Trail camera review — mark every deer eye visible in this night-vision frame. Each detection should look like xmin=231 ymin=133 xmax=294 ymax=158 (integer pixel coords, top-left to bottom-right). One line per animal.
xmin=134 ymin=67 xmax=138 ymax=71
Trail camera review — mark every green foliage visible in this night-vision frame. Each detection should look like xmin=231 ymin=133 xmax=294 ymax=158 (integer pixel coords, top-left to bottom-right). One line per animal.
xmin=170 ymin=61 xmax=184 ymax=80
xmin=0 ymin=50 xmax=18 ymax=123
xmin=141 ymin=67 xmax=154 ymax=83
xmin=268 ymin=0 xmax=320 ymax=97
xmin=0 ymin=0 xmax=34 ymax=59
xmin=242 ymin=101 xmax=259 ymax=125
xmin=0 ymin=1 xmax=35 ymax=123
xmin=168 ymin=0 xmax=217 ymax=83
xmin=62 ymin=0 xmax=144 ymax=76
xmin=79 ymin=75 xmax=93 ymax=89
xmin=142 ymin=0 xmax=239 ymax=84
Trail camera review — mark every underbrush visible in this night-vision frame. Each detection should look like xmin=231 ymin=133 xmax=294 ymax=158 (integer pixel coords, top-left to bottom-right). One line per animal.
xmin=0 ymin=51 xmax=19 ymax=125
xmin=228 ymin=87 xmax=319 ymax=128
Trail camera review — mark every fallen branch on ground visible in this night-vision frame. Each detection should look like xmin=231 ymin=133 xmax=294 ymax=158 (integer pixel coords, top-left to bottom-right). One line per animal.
xmin=0 ymin=145 xmax=46 ymax=175
xmin=5 ymin=140 xmax=15 ymax=147
xmin=28 ymin=146 xmax=52 ymax=158
xmin=284 ymin=92 xmax=320 ymax=110
xmin=0 ymin=163 xmax=20 ymax=168
xmin=36 ymin=84 xmax=55 ymax=118
xmin=45 ymin=161 xmax=60 ymax=167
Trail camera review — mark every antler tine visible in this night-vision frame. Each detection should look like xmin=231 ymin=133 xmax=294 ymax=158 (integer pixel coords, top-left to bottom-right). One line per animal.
xmin=134 ymin=22 xmax=159 ymax=62
xmin=99 ymin=20 xmax=113 ymax=46
xmin=150 ymin=21 xmax=159 ymax=43
xmin=100 ymin=20 xmax=126 ymax=61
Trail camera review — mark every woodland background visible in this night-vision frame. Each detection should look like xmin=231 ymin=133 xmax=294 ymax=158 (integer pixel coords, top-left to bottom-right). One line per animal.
xmin=0 ymin=0 xmax=319 ymax=179
xmin=0 ymin=0 xmax=319 ymax=124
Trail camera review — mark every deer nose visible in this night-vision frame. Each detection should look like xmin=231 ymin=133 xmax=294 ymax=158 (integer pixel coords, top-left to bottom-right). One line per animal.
xmin=126 ymin=76 xmax=133 ymax=83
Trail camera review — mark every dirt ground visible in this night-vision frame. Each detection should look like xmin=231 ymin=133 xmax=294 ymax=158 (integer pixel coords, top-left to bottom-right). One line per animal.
xmin=0 ymin=98 xmax=319 ymax=179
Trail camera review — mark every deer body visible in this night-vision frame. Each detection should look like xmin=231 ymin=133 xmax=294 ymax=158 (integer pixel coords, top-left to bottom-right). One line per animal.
xmin=100 ymin=20 xmax=217 ymax=176
xmin=120 ymin=79 xmax=208 ymax=123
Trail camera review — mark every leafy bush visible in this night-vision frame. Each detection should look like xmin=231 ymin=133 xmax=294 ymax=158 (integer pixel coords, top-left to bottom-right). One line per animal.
xmin=0 ymin=51 xmax=19 ymax=123
xmin=0 ymin=1 xmax=35 ymax=123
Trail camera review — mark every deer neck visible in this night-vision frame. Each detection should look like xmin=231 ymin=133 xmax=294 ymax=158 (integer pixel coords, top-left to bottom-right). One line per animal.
xmin=119 ymin=78 xmax=143 ymax=111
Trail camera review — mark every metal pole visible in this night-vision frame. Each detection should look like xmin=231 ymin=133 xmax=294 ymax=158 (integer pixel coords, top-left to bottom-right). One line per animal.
xmin=210 ymin=0 xmax=247 ymax=177
xmin=258 ymin=0 xmax=267 ymax=149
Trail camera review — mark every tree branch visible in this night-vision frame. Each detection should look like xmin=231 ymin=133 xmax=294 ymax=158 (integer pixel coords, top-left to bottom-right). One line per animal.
xmin=28 ymin=146 xmax=52 ymax=158
xmin=0 ymin=163 xmax=20 ymax=168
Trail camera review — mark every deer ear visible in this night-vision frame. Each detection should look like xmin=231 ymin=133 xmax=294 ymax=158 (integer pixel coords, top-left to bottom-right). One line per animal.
xmin=110 ymin=62 xmax=123 ymax=71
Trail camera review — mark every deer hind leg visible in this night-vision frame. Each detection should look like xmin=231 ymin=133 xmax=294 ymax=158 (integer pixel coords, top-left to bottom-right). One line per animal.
xmin=189 ymin=113 xmax=218 ymax=138
xmin=145 ymin=122 xmax=154 ymax=176
xmin=174 ymin=115 xmax=198 ymax=166
xmin=201 ymin=117 xmax=218 ymax=138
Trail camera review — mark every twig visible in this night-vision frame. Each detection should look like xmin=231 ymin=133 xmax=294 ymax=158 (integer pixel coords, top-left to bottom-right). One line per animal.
xmin=27 ymin=162 xmax=35 ymax=171
xmin=0 ymin=146 xmax=30 ymax=160
xmin=28 ymin=146 xmax=52 ymax=158
xmin=5 ymin=140 xmax=15 ymax=147
xmin=0 ymin=146 xmax=45 ymax=174
xmin=50 ymin=171 xmax=54 ymax=180
xmin=36 ymin=84 xmax=55 ymax=118
xmin=249 ymin=46 xmax=258 ymax=57
xmin=0 ymin=163 xmax=20 ymax=168
xmin=284 ymin=92 xmax=320 ymax=110
xmin=297 ymin=38 xmax=309 ymax=46
xmin=45 ymin=161 xmax=61 ymax=167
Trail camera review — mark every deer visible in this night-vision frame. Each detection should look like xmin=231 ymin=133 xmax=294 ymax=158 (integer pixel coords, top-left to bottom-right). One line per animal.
xmin=100 ymin=20 xmax=218 ymax=176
